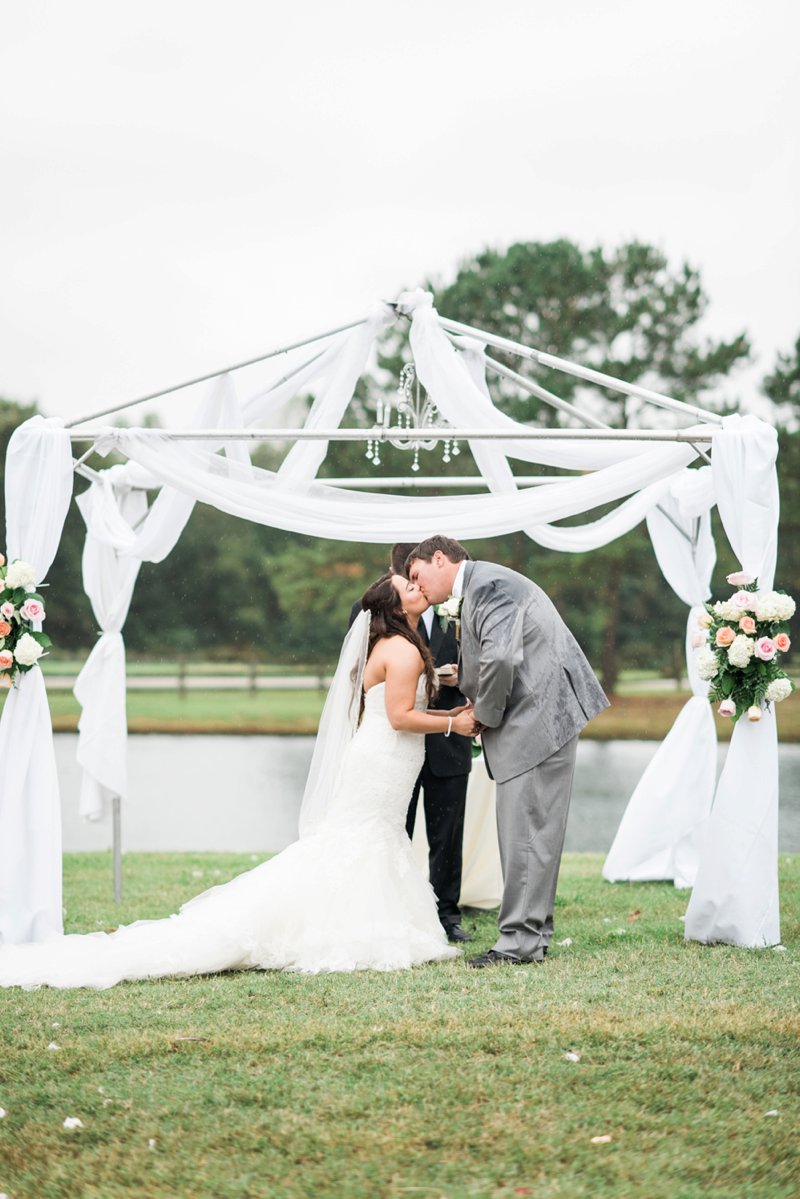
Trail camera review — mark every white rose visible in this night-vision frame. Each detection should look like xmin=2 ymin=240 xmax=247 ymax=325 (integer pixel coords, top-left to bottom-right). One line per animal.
xmin=754 ymin=590 xmax=796 ymax=623
xmin=766 ymin=678 xmax=793 ymax=703
xmin=13 ymin=632 xmax=43 ymax=666
xmin=439 ymin=597 xmax=462 ymax=618
xmin=4 ymin=560 xmax=36 ymax=590
xmin=695 ymin=647 xmax=719 ymax=680
xmin=727 ymin=634 xmax=755 ymax=669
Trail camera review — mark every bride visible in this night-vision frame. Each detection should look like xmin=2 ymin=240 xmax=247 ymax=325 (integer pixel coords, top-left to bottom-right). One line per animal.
xmin=0 ymin=574 xmax=477 ymax=989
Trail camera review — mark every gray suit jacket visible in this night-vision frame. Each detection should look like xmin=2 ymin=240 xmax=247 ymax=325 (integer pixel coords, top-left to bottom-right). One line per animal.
xmin=458 ymin=561 xmax=609 ymax=783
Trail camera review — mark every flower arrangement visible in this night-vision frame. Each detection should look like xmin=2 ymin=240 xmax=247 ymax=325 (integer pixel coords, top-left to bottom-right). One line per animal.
xmin=0 ymin=554 xmax=51 ymax=688
xmin=695 ymin=571 xmax=795 ymax=722
xmin=436 ymin=595 xmax=463 ymax=637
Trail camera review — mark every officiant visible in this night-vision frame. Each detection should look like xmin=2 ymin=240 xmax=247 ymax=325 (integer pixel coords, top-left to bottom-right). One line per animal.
xmin=349 ymin=543 xmax=473 ymax=944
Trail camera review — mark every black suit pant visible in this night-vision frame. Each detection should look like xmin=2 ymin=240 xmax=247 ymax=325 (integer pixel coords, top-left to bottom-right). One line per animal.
xmin=406 ymin=762 xmax=469 ymax=924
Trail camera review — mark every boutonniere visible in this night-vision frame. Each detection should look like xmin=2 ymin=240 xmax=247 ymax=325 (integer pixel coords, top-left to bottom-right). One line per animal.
xmin=436 ymin=596 xmax=463 ymax=638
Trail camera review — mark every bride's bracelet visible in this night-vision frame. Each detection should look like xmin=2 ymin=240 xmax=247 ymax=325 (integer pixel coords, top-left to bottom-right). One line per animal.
xmin=444 ymin=715 xmax=453 ymax=738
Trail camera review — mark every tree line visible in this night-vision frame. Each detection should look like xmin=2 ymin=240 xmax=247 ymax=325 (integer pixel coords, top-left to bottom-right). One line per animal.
xmin=2 ymin=239 xmax=798 ymax=691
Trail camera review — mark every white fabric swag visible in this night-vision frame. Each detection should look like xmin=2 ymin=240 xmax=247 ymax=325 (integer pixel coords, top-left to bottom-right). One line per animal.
xmin=684 ymin=415 xmax=781 ymax=947
xmin=0 ymin=417 xmax=73 ymax=944
xmin=603 ymin=468 xmax=717 ymax=889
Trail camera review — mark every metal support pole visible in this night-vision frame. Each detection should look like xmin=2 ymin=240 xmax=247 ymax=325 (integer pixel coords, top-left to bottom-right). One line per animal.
xmin=68 ymin=426 xmax=716 ymax=444
xmin=65 ymin=318 xmax=370 ymax=429
xmin=438 ymin=314 xmax=724 ymax=426
xmin=112 ymin=795 xmax=122 ymax=904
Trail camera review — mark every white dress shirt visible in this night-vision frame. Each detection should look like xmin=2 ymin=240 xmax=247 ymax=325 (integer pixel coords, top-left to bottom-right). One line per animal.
xmin=450 ymin=559 xmax=467 ymax=599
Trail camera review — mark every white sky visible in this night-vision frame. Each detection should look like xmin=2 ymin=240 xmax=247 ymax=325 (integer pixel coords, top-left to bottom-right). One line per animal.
xmin=0 ymin=0 xmax=797 ymax=426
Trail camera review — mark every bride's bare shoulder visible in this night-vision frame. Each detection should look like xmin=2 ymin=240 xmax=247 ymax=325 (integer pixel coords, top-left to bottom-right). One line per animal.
xmin=380 ymin=634 xmax=422 ymax=661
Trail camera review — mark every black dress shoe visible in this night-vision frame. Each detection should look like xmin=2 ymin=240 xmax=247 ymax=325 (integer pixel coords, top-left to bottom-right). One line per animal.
xmin=467 ymin=949 xmax=523 ymax=968
xmin=442 ymin=921 xmax=473 ymax=944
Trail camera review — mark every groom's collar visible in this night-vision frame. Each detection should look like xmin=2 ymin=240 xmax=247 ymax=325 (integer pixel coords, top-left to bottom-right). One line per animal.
xmin=450 ymin=559 xmax=468 ymax=598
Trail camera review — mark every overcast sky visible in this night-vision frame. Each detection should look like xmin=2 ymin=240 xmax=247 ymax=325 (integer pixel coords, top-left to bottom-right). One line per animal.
xmin=1 ymin=0 xmax=797 ymax=428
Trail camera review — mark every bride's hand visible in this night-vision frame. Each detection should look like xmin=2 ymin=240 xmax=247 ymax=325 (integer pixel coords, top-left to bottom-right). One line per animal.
xmin=451 ymin=709 xmax=479 ymax=737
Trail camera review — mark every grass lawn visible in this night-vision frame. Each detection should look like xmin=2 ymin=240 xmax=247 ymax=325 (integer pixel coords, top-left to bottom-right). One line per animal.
xmin=41 ymin=687 xmax=800 ymax=741
xmin=1 ymin=853 xmax=798 ymax=1198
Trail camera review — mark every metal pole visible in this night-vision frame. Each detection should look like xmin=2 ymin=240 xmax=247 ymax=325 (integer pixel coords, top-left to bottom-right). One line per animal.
xmin=68 ymin=426 xmax=716 ymax=443
xmin=64 ymin=318 xmax=370 ymax=429
xmin=484 ymin=355 xmax=612 ymax=430
xmin=438 ymin=314 xmax=724 ymax=426
xmin=112 ymin=795 xmax=122 ymax=903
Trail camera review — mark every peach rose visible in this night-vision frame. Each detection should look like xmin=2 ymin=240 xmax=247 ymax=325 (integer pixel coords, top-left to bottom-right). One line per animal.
xmin=0 ymin=552 xmax=5 ymax=566
xmin=715 ymin=626 xmax=735 ymax=648
xmin=0 ymin=673 xmax=11 ymax=689
xmin=746 ymin=705 xmax=762 ymax=722
xmin=738 ymin=616 xmax=756 ymax=634
xmin=774 ymin=633 xmax=791 ymax=652
xmin=0 ymin=620 xmax=11 ymax=637
xmin=0 ymin=650 xmax=13 ymax=670
xmin=691 ymin=632 xmax=706 ymax=649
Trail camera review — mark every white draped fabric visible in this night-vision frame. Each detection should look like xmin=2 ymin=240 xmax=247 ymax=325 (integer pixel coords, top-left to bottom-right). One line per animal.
xmin=72 ymin=376 xmax=259 ymax=822
xmin=73 ymin=479 xmax=147 ymax=820
xmin=603 ymin=469 xmax=718 ymax=888
xmin=100 ymin=430 xmax=701 ymax=542
xmin=0 ymin=417 xmax=73 ymax=944
xmin=685 ymin=416 xmax=781 ymax=947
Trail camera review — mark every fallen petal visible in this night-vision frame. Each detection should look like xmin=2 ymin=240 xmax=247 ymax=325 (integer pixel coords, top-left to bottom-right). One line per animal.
xmin=564 ymin=1051 xmax=581 ymax=1063
xmin=764 ymin=1110 xmax=779 ymax=1117
xmin=590 ymin=1135 xmax=613 ymax=1144
xmin=626 ymin=909 xmax=642 ymax=923
xmin=148 ymin=1138 xmax=157 ymax=1151
xmin=0 ymin=1107 xmax=6 ymax=1119
xmin=63 ymin=1117 xmax=84 ymax=1130
xmin=51 ymin=1021 xmax=60 ymax=1028
xmin=47 ymin=1042 xmax=60 ymax=1051
xmin=772 ymin=945 xmax=786 ymax=953
xmin=557 ymin=937 xmax=573 ymax=947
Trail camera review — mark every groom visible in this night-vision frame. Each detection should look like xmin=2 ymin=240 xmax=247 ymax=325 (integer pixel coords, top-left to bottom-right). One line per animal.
xmin=407 ymin=535 xmax=609 ymax=967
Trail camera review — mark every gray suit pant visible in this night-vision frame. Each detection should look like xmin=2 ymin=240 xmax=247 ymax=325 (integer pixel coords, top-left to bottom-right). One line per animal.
xmin=493 ymin=735 xmax=579 ymax=962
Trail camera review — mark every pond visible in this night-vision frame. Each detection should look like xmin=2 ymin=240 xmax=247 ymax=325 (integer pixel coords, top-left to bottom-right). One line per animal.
xmin=57 ymin=736 xmax=800 ymax=855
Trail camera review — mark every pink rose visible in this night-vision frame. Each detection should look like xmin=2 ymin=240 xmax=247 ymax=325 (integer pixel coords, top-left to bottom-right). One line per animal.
xmin=0 ymin=602 xmax=14 ymax=619
xmin=732 ymin=590 xmax=753 ymax=610
xmin=726 ymin=571 xmax=755 ymax=587
xmin=691 ymin=632 xmax=706 ymax=649
xmin=715 ymin=626 xmax=735 ymax=647
xmin=738 ymin=616 xmax=756 ymax=634
xmin=19 ymin=598 xmax=45 ymax=622
xmin=717 ymin=699 xmax=736 ymax=717
xmin=754 ymin=637 xmax=777 ymax=661
xmin=774 ymin=633 xmax=791 ymax=652
xmin=0 ymin=650 xmax=13 ymax=670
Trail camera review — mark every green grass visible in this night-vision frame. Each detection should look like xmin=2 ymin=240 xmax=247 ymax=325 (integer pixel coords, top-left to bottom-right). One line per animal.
xmin=1 ymin=853 xmax=798 ymax=1198
xmin=38 ymin=687 xmax=800 ymax=740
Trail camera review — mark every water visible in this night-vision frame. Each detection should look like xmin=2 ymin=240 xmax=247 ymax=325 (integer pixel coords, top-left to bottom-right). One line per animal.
xmin=57 ymin=736 xmax=800 ymax=855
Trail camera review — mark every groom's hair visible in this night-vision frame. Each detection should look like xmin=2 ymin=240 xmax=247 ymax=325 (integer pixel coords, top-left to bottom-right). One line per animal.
xmin=405 ymin=536 xmax=471 ymax=572
xmin=390 ymin=543 xmax=417 ymax=576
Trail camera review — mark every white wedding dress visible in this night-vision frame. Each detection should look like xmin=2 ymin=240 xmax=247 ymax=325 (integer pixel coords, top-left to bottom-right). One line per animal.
xmin=0 ymin=678 xmax=458 ymax=989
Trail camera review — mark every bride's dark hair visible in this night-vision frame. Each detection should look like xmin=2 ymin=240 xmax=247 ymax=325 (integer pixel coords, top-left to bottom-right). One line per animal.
xmin=360 ymin=572 xmax=436 ymax=703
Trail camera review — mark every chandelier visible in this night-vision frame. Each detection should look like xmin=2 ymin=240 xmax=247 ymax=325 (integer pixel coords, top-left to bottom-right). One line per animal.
xmin=365 ymin=363 xmax=460 ymax=471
